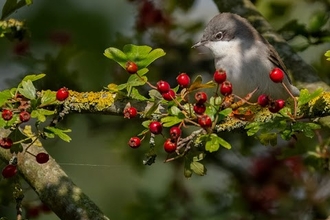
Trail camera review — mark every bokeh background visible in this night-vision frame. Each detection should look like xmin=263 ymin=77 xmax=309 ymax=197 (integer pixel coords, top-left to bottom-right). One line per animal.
xmin=0 ymin=0 xmax=330 ymax=219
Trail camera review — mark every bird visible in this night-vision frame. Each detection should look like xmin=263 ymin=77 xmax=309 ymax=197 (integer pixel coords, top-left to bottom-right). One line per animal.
xmin=192 ymin=12 xmax=300 ymax=101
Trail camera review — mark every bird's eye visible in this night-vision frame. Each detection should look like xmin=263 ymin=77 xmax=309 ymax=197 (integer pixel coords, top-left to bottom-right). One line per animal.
xmin=214 ymin=31 xmax=223 ymax=40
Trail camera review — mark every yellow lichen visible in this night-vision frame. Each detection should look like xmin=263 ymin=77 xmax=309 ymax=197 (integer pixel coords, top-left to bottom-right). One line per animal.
xmin=67 ymin=90 xmax=116 ymax=111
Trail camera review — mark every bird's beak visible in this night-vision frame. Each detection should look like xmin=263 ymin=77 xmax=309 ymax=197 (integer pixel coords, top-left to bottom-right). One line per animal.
xmin=191 ymin=41 xmax=204 ymax=48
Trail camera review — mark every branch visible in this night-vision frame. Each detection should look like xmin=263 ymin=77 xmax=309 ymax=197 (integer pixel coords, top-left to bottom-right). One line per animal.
xmin=212 ymin=0 xmax=330 ymax=91
xmin=0 ymin=129 xmax=110 ymax=220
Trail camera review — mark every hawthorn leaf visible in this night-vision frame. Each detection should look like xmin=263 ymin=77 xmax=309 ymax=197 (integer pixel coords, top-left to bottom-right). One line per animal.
xmin=103 ymin=47 xmax=128 ymax=69
xmin=161 ymin=116 xmax=182 ymax=127
xmin=298 ymin=88 xmax=323 ymax=106
xmin=0 ymin=89 xmax=12 ymax=106
xmin=41 ymin=90 xmax=56 ymax=105
xmin=190 ymin=161 xmax=206 ymax=176
xmin=44 ymin=126 xmax=72 ymax=142
xmin=18 ymin=80 xmax=36 ymax=100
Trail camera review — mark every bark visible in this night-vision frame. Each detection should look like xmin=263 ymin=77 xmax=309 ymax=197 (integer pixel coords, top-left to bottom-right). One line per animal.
xmin=0 ymin=129 xmax=110 ymax=220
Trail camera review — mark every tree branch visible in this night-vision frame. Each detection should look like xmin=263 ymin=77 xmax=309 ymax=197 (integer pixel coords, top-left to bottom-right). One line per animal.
xmin=0 ymin=129 xmax=110 ymax=220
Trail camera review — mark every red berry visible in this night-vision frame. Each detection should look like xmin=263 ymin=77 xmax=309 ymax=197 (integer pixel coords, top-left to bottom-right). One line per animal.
xmin=213 ymin=69 xmax=227 ymax=84
xmin=176 ymin=73 xmax=190 ymax=87
xmin=56 ymin=87 xmax=69 ymax=101
xmin=26 ymin=206 xmax=40 ymax=218
xmin=162 ymin=89 xmax=176 ymax=101
xmin=193 ymin=103 xmax=206 ymax=115
xmin=156 ymin=80 xmax=170 ymax=94
xmin=163 ymin=138 xmax=177 ymax=153
xmin=195 ymin=92 xmax=208 ymax=104
xmin=123 ymin=107 xmax=138 ymax=119
xmin=220 ymin=81 xmax=233 ymax=96
xmin=269 ymin=67 xmax=284 ymax=83
xmin=36 ymin=153 xmax=49 ymax=164
xmin=198 ymin=115 xmax=212 ymax=128
xmin=2 ymin=164 xmax=17 ymax=178
xmin=257 ymin=94 xmax=270 ymax=107
xmin=169 ymin=126 xmax=181 ymax=140
xmin=2 ymin=109 xmax=13 ymax=121
xmin=128 ymin=137 xmax=141 ymax=149
xmin=149 ymin=121 xmax=163 ymax=135
xmin=0 ymin=137 xmax=13 ymax=149
xmin=268 ymin=99 xmax=286 ymax=113
xmin=19 ymin=111 xmax=30 ymax=122
xmin=125 ymin=61 xmax=138 ymax=74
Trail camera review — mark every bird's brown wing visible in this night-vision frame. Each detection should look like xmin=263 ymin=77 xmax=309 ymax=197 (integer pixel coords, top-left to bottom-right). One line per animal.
xmin=267 ymin=43 xmax=293 ymax=84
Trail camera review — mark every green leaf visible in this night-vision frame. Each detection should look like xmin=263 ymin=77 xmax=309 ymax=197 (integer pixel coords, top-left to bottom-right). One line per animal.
xmin=205 ymin=105 xmax=217 ymax=121
xmin=292 ymin=122 xmax=321 ymax=138
xmin=140 ymin=48 xmax=166 ymax=68
xmin=31 ymin=109 xmax=54 ymax=122
xmin=137 ymin=128 xmax=149 ymax=136
xmin=245 ymin=122 xmax=260 ymax=136
xmin=325 ymin=50 xmax=330 ymax=61
xmin=41 ymin=90 xmax=56 ymax=105
xmin=126 ymin=74 xmax=147 ymax=87
xmin=218 ymin=136 xmax=231 ymax=149
xmin=148 ymin=89 xmax=162 ymax=100
xmin=257 ymin=132 xmax=277 ymax=146
xmin=142 ymin=120 xmax=151 ymax=128
xmin=144 ymin=99 xmax=162 ymax=117
xmin=219 ymin=108 xmax=232 ymax=117
xmin=123 ymin=44 xmax=166 ymax=69
xmin=21 ymin=73 xmax=45 ymax=82
xmin=204 ymin=133 xmax=231 ymax=152
xmin=281 ymin=129 xmax=294 ymax=141
xmin=298 ymin=88 xmax=323 ymax=106
xmin=161 ymin=116 xmax=182 ymax=127
xmin=188 ymin=75 xmax=216 ymax=91
xmin=44 ymin=126 xmax=72 ymax=142
xmin=192 ymin=151 xmax=205 ymax=162
xmin=130 ymin=87 xmax=148 ymax=101
xmin=0 ymin=89 xmax=13 ymax=106
xmin=136 ymin=68 xmax=149 ymax=76
xmin=117 ymin=83 xmax=127 ymax=91
xmin=17 ymin=80 xmax=36 ymax=100
xmin=190 ymin=161 xmax=206 ymax=176
xmin=124 ymin=44 xmax=152 ymax=60
xmin=169 ymin=106 xmax=181 ymax=116
xmin=205 ymin=135 xmax=219 ymax=152
xmin=1 ymin=0 xmax=27 ymax=19
xmin=103 ymin=47 xmax=128 ymax=69
xmin=104 ymin=45 xmax=166 ymax=70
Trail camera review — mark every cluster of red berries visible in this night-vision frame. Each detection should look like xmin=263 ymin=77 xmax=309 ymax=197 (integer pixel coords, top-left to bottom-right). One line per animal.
xmin=214 ymin=69 xmax=233 ymax=96
xmin=125 ymin=61 xmax=290 ymax=154
xmin=258 ymin=94 xmax=285 ymax=113
xmin=1 ymin=87 xmax=68 ymax=124
xmin=1 ymin=108 xmax=31 ymax=123
xmin=163 ymin=126 xmax=181 ymax=153
xmin=256 ymin=68 xmax=287 ymax=113
xmin=0 ymin=88 xmax=65 ymax=179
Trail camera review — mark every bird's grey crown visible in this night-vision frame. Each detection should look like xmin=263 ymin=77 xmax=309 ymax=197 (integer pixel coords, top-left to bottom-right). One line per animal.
xmin=200 ymin=13 xmax=265 ymax=44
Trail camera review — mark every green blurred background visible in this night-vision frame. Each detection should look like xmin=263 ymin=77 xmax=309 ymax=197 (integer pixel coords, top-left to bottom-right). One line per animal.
xmin=0 ymin=0 xmax=329 ymax=219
